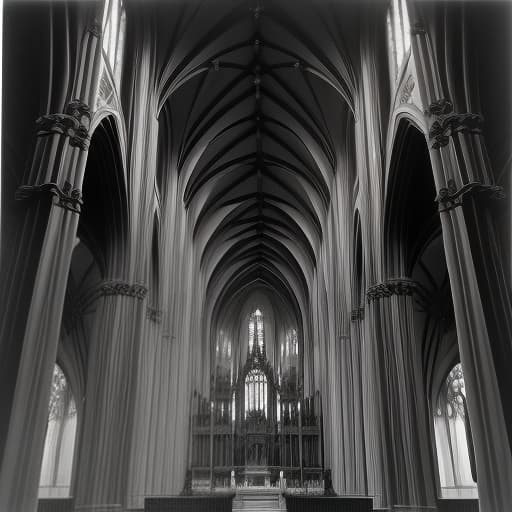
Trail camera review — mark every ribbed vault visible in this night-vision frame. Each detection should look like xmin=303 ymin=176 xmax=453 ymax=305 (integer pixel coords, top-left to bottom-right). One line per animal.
xmin=149 ymin=0 xmax=360 ymax=332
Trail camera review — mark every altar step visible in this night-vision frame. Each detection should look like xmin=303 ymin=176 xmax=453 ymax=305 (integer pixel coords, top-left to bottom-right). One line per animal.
xmin=232 ymin=490 xmax=283 ymax=512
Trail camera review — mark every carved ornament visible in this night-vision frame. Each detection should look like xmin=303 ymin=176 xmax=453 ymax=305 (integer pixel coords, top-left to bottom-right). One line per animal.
xmin=351 ymin=307 xmax=365 ymax=322
xmin=36 ymin=100 xmax=91 ymax=150
xmin=367 ymin=278 xmax=417 ymax=303
xmin=16 ymin=181 xmax=83 ymax=213
xmin=88 ymin=22 xmax=102 ymax=38
xmin=400 ymin=75 xmax=415 ymax=104
xmin=100 ymin=281 xmax=148 ymax=299
xmin=427 ymin=99 xmax=483 ymax=149
xmin=436 ymin=179 xmax=505 ymax=213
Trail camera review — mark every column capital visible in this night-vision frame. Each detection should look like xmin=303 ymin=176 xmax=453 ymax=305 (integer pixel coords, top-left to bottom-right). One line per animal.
xmin=426 ymin=98 xmax=483 ymax=149
xmin=15 ymin=181 xmax=83 ymax=213
xmin=436 ymin=179 xmax=505 ymax=213
xmin=99 ymin=281 xmax=148 ymax=299
xmin=36 ymin=99 xmax=92 ymax=150
xmin=366 ymin=278 xmax=417 ymax=303
xmin=87 ymin=22 xmax=102 ymax=38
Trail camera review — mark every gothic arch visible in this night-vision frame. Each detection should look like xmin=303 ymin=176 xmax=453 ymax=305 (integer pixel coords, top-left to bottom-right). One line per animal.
xmin=383 ymin=118 xmax=438 ymax=277
xmin=79 ymin=114 xmax=129 ymax=277
xmin=352 ymin=209 xmax=364 ymax=310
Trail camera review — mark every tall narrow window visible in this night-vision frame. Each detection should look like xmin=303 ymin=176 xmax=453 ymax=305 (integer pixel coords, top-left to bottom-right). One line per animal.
xmin=433 ymin=363 xmax=478 ymax=498
xmin=39 ymin=365 xmax=77 ymax=498
xmin=244 ymin=369 xmax=267 ymax=419
xmin=387 ymin=0 xmax=411 ymax=80
xmin=248 ymin=309 xmax=265 ymax=353
xmin=102 ymin=0 xmax=126 ymax=85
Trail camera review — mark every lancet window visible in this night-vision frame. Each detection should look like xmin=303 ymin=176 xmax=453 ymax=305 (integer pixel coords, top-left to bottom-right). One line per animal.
xmin=433 ymin=363 xmax=478 ymax=498
xmin=38 ymin=364 xmax=77 ymax=498
xmin=102 ymin=0 xmax=126 ymax=84
xmin=244 ymin=369 xmax=267 ymax=418
xmin=387 ymin=0 xmax=411 ymax=79
xmin=248 ymin=308 xmax=265 ymax=353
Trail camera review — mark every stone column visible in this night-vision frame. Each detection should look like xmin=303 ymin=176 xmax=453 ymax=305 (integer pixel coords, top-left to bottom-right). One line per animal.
xmin=74 ymin=282 xmax=147 ymax=512
xmin=426 ymin=100 xmax=512 ymax=511
xmin=0 ymin=102 xmax=91 ymax=512
xmin=367 ymin=279 xmax=437 ymax=512
xmin=0 ymin=13 xmax=104 ymax=510
xmin=410 ymin=16 xmax=512 ymax=509
xmin=349 ymin=306 xmax=368 ymax=495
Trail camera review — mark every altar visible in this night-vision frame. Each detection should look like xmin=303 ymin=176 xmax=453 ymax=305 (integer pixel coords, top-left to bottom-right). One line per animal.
xmin=189 ymin=308 xmax=323 ymax=492
xmin=241 ymin=466 xmax=271 ymax=487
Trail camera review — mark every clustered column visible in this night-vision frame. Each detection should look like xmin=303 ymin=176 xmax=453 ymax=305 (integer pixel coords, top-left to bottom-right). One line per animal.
xmin=74 ymin=281 xmax=147 ymax=512
xmin=426 ymin=98 xmax=512 ymax=512
xmin=0 ymin=101 xmax=91 ymax=512
xmin=367 ymin=278 xmax=437 ymax=512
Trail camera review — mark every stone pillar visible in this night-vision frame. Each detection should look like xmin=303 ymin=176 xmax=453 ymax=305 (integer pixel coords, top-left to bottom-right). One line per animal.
xmin=349 ymin=305 xmax=368 ymax=495
xmin=0 ymin=102 xmax=91 ymax=512
xmin=409 ymin=13 xmax=512 ymax=507
xmin=425 ymin=100 xmax=512 ymax=511
xmin=367 ymin=279 xmax=437 ymax=512
xmin=361 ymin=297 xmax=391 ymax=510
xmin=74 ymin=282 xmax=147 ymax=512
xmin=0 ymin=12 xmax=104 ymax=509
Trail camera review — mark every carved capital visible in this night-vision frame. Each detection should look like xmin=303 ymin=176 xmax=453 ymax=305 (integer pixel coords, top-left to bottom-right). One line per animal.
xmin=351 ymin=307 xmax=365 ymax=322
xmin=147 ymin=306 xmax=162 ymax=323
xmin=88 ymin=22 xmax=102 ymax=38
xmin=99 ymin=281 xmax=148 ymax=299
xmin=427 ymin=98 xmax=453 ymax=116
xmin=36 ymin=100 xmax=91 ymax=150
xmin=66 ymin=100 xmax=91 ymax=129
xmin=367 ymin=278 xmax=417 ymax=303
xmin=436 ymin=179 xmax=505 ymax=213
xmin=16 ymin=181 xmax=83 ymax=213
xmin=427 ymin=99 xmax=483 ymax=149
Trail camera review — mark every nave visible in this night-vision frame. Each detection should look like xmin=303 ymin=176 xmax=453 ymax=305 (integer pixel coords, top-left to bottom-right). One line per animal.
xmin=1 ymin=1 xmax=511 ymax=512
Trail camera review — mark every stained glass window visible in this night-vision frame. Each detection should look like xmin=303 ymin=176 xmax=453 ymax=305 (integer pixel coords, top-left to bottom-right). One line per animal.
xmin=244 ymin=369 xmax=267 ymax=419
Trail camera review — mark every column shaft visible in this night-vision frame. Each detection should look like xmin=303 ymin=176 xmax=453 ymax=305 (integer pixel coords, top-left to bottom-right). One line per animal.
xmin=74 ymin=290 xmax=146 ymax=511
xmin=0 ymin=202 xmax=81 ymax=512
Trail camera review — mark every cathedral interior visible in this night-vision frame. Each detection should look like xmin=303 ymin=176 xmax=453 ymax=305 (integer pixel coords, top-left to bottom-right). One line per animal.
xmin=1 ymin=1 xmax=511 ymax=511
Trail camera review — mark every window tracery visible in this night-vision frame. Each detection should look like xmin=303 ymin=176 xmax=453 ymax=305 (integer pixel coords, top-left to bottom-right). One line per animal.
xmin=433 ymin=363 xmax=478 ymax=498
xmin=248 ymin=308 xmax=265 ymax=353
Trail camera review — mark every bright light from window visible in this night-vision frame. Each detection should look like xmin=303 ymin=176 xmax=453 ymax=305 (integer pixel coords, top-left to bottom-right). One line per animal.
xmin=39 ymin=365 xmax=77 ymax=498
xmin=102 ymin=0 xmax=126 ymax=85
xmin=248 ymin=309 xmax=265 ymax=353
xmin=244 ymin=369 xmax=267 ymax=418
xmin=387 ymin=0 xmax=411 ymax=80
xmin=433 ymin=363 xmax=478 ymax=498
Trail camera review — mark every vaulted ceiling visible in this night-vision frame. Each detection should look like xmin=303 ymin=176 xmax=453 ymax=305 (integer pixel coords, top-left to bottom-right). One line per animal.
xmin=140 ymin=0 xmax=364 ymax=318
